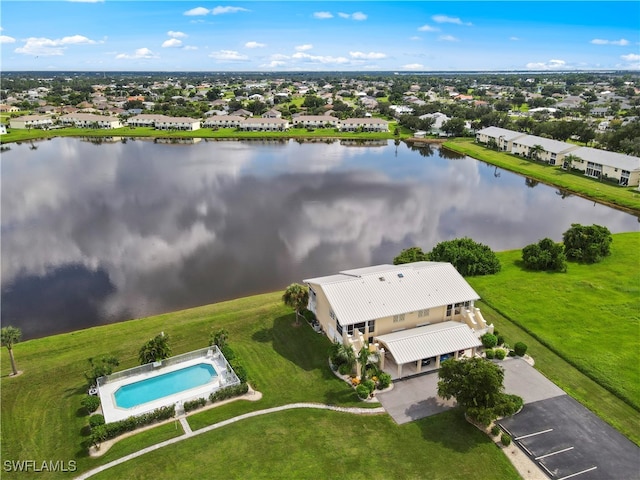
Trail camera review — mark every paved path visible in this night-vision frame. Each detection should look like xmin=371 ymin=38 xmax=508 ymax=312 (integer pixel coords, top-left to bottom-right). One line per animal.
xmin=75 ymin=403 xmax=385 ymax=479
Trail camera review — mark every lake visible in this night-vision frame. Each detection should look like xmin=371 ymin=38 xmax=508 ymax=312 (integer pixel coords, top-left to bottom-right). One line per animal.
xmin=2 ymin=137 xmax=637 ymax=339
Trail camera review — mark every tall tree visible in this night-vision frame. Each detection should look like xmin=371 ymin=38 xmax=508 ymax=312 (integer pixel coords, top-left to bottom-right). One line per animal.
xmin=85 ymin=355 xmax=119 ymax=386
xmin=282 ymin=283 xmax=309 ymax=325
xmin=1 ymin=326 xmax=22 ymax=376
xmin=139 ymin=332 xmax=172 ymax=365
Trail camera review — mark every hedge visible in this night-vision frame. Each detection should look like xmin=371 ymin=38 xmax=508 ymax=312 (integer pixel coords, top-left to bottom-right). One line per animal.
xmin=209 ymin=382 xmax=249 ymax=403
xmin=89 ymin=405 xmax=175 ymax=447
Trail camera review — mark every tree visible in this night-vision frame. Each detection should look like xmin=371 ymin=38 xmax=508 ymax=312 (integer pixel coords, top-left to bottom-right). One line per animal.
xmin=209 ymin=328 xmax=229 ymax=349
xmin=85 ymin=355 xmax=119 ymax=386
xmin=427 ymin=237 xmax=501 ymax=276
xmin=441 ymin=117 xmax=466 ymax=137
xmin=1 ymin=326 xmax=22 ymax=376
xmin=529 ymin=144 xmax=544 ymax=161
xmin=139 ymin=332 xmax=172 ymax=365
xmin=522 ymin=238 xmax=567 ymax=272
xmin=562 ymin=224 xmax=612 ymax=263
xmin=437 ymin=357 xmax=522 ymax=425
xmin=282 ymin=283 xmax=309 ymax=325
xmin=393 ymin=246 xmax=428 ymax=265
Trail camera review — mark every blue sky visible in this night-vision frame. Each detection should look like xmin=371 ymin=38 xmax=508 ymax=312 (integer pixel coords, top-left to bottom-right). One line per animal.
xmin=1 ymin=1 xmax=639 ymax=71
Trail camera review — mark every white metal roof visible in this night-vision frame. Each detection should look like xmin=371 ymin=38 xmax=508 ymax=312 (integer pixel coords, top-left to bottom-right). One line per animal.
xmin=375 ymin=321 xmax=482 ymax=365
xmin=304 ymin=262 xmax=480 ymax=326
xmin=570 ymin=147 xmax=640 ymax=172
xmin=476 ymin=126 xmax=526 ymax=141
xmin=512 ymin=135 xmax=578 ymax=154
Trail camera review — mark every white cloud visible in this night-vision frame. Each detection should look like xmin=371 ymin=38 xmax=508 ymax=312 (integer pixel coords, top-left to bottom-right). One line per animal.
xmin=313 ymin=11 xmax=333 ymax=19
xmin=418 ymin=24 xmax=439 ymax=32
xmin=184 ymin=7 xmax=210 ymax=16
xmin=338 ymin=11 xmax=367 ymax=20
xmin=350 ymin=51 xmax=386 ymax=60
xmin=338 ymin=12 xmax=349 ymax=19
xmin=525 ymin=59 xmax=567 ymax=70
xmin=168 ymin=31 xmax=187 ymax=38
xmin=261 ymin=60 xmax=286 ymax=68
xmin=211 ymin=6 xmax=250 ymax=15
xmin=403 ymin=63 xmax=424 ymax=70
xmin=621 ymin=53 xmax=640 ymax=62
xmin=1 ymin=35 xmax=16 ymax=44
xmin=209 ymin=49 xmax=249 ymax=61
xmin=245 ymin=41 xmax=266 ymax=48
xmin=510 ymin=36 xmax=520 ymax=41
xmin=162 ymin=38 xmax=182 ymax=48
xmin=591 ymin=38 xmax=629 ymax=46
xmin=292 ymin=52 xmax=348 ymax=64
xmin=410 ymin=36 xmax=421 ymax=41
xmin=271 ymin=53 xmax=290 ymax=60
xmin=432 ymin=14 xmax=472 ymax=26
xmin=438 ymin=35 xmax=459 ymax=42
xmin=184 ymin=46 xmax=198 ymax=51
xmin=115 ymin=48 xmax=158 ymax=60
xmin=295 ymin=44 xmax=313 ymax=51
xmin=15 ymin=35 xmax=97 ymax=56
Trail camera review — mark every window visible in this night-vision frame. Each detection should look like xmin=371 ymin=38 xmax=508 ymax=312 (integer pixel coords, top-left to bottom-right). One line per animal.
xmin=446 ymin=304 xmax=452 ymax=317
xmin=393 ymin=314 xmax=405 ymax=323
xmin=354 ymin=322 xmax=366 ymax=335
xmin=418 ymin=309 xmax=429 ymax=318
xmin=368 ymin=320 xmax=375 ymax=333
xmin=336 ymin=319 xmax=342 ymax=335
xmin=586 ymin=161 xmax=602 ymax=179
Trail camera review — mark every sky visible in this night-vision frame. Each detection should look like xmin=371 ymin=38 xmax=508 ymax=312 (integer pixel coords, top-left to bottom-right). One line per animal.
xmin=1 ymin=1 xmax=639 ymax=72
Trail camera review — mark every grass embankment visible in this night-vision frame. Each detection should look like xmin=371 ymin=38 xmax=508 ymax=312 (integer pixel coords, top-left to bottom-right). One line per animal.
xmin=467 ymin=232 xmax=640 ymax=443
xmin=0 ymin=293 xmax=518 ymax=479
xmin=0 ymin=124 xmax=407 ymax=145
xmin=443 ymin=138 xmax=640 ymax=214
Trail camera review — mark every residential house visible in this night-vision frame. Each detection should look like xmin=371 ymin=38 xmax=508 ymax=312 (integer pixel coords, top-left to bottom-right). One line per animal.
xmin=0 ymin=105 xmax=20 ymax=113
xmin=262 ymin=109 xmax=282 ymax=119
xmin=419 ymin=112 xmax=450 ymax=136
xmin=230 ymin=109 xmax=253 ymax=117
xmin=304 ymin=262 xmax=492 ymax=379
xmin=202 ymin=115 xmax=245 ymax=128
xmin=9 ymin=114 xmax=54 ymax=129
xmin=59 ymin=113 xmax=122 ymax=129
xmin=238 ymin=118 xmax=289 ymax=131
xmin=127 ymin=114 xmax=200 ymax=130
xmin=566 ymin=147 xmax=640 ymax=186
xmin=511 ymin=135 xmax=578 ymax=165
xmin=292 ymin=115 xmax=339 ymax=128
xmin=339 ymin=118 xmax=389 ymax=132
xmin=475 ymin=126 xmax=526 ymax=151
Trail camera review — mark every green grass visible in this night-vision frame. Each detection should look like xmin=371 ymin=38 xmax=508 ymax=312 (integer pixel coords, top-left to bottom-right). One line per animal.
xmin=443 ymin=138 xmax=640 ymax=214
xmin=91 ymin=409 xmax=519 ymax=480
xmin=467 ymin=233 xmax=640 ymax=435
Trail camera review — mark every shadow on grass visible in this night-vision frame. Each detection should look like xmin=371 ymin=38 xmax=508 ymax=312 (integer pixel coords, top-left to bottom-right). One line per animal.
xmin=417 ymin=408 xmax=486 ymax=453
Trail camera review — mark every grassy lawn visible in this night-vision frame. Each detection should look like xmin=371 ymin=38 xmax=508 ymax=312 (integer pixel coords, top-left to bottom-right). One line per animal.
xmin=467 ymin=233 xmax=640 ymax=428
xmin=92 ymin=409 xmax=519 ymax=480
xmin=0 ymin=125 xmax=406 ymax=144
xmin=443 ymin=138 xmax=640 ymax=214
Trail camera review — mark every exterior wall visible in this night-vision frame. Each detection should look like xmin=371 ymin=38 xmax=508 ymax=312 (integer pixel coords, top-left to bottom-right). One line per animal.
xmin=339 ymin=119 xmax=388 ymax=132
xmin=9 ymin=117 xmax=53 ymax=129
xmin=307 ymin=285 xmax=341 ymax=343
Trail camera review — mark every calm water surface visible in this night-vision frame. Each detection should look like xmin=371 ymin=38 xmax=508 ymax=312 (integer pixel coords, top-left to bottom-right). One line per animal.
xmin=2 ymin=137 xmax=637 ymax=338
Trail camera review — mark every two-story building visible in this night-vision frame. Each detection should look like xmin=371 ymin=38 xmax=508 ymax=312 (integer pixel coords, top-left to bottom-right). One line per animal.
xmin=304 ymin=262 xmax=492 ymax=379
xmin=293 ymin=115 xmax=340 ymax=128
xmin=566 ymin=147 xmax=640 ymax=186
xmin=475 ymin=126 xmax=527 ymax=151
xmin=58 ymin=113 xmax=122 ymax=129
xmin=511 ymin=135 xmax=578 ymax=165
xmin=9 ymin=114 xmax=54 ymax=129
xmin=339 ymin=118 xmax=389 ymax=132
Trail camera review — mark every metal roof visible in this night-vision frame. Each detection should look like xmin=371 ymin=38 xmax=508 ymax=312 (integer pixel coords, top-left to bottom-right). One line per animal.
xmin=304 ymin=262 xmax=480 ymax=326
xmin=476 ymin=126 xmax=526 ymax=141
xmin=376 ymin=321 xmax=482 ymax=365
xmin=512 ymin=135 xmax=578 ymax=154
xmin=570 ymin=147 xmax=640 ymax=172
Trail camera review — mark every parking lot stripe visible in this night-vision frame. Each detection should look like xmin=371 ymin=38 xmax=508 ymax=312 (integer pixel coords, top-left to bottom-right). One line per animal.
xmin=539 ymin=461 xmax=554 ymax=477
xmin=557 ymin=466 xmax=598 ymax=480
xmin=518 ymin=442 xmax=533 ymax=457
xmin=535 ymin=446 xmax=574 ymax=460
xmin=515 ymin=428 xmax=553 ymax=440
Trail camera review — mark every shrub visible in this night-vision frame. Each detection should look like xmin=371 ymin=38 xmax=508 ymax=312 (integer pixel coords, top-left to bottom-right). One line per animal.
xmin=481 ymin=333 xmax=498 ymax=349
xmin=81 ymin=395 xmax=101 ymax=414
xmin=495 ymin=349 xmax=506 ymax=360
xmin=563 ymin=224 xmax=612 ymax=264
xmin=522 ymin=238 xmax=567 ymax=272
xmin=485 ymin=349 xmax=495 ymax=359
xmin=514 ymin=342 xmax=528 ymax=357
xmin=220 ymin=344 xmax=236 ymax=361
xmin=230 ymin=361 xmax=248 ymax=383
xmin=356 ymin=384 xmax=370 ymax=399
xmin=89 ymin=405 xmax=175 ymax=447
xmin=183 ymin=397 xmax=207 ymax=412
xmin=393 ymin=246 xmax=427 ymax=265
xmin=89 ymin=414 xmax=105 ymax=428
xmin=427 ymin=237 xmax=501 ymax=276
xmin=496 ymin=335 xmax=505 ymax=346
xmin=501 ymin=433 xmax=512 ymax=446
xmin=495 ymin=394 xmax=523 ymax=417
xmin=363 ymin=379 xmax=376 ymax=394
xmin=377 ymin=372 xmax=392 ymax=390
xmin=491 ymin=425 xmax=501 ymax=436
xmin=508 ymin=350 xmax=517 ymax=357
xmin=338 ymin=363 xmax=352 ymax=375
xmin=209 ymin=383 xmax=249 ymax=403
xmin=466 ymin=407 xmax=494 ymax=426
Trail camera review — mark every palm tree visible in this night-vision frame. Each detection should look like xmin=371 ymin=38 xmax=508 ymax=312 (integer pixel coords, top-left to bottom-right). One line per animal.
xmin=358 ymin=345 xmax=380 ymax=381
xmin=529 ymin=144 xmax=545 ymax=161
xmin=1 ymin=326 xmax=22 ymax=376
xmin=282 ymin=283 xmax=309 ymax=325
xmin=138 ymin=332 xmax=172 ymax=365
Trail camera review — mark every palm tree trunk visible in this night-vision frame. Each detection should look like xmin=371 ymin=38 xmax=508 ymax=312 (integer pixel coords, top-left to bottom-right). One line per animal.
xmin=8 ymin=347 xmax=18 ymax=375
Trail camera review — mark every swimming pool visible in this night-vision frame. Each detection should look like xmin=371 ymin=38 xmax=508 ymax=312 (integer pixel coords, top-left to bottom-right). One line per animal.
xmin=114 ymin=363 xmax=217 ymax=409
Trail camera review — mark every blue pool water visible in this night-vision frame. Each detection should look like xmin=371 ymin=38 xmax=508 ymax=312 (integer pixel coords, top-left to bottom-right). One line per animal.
xmin=114 ymin=363 xmax=217 ymax=408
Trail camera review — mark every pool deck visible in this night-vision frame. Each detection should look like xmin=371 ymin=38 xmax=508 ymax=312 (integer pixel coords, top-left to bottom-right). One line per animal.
xmin=99 ymin=355 xmax=230 ymax=423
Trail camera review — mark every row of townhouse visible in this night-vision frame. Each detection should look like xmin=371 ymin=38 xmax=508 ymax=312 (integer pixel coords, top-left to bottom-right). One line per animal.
xmin=203 ymin=116 xmax=389 ymax=132
xmin=476 ymin=126 xmax=640 ymax=187
xmin=127 ymin=114 xmax=201 ymax=131
xmin=59 ymin=113 xmax=122 ymax=129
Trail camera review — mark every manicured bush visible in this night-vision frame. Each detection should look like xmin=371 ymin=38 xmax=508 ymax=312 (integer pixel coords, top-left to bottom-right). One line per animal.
xmin=363 ymin=379 xmax=376 ymax=394
xmin=522 ymin=238 xmax=567 ymax=272
xmin=338 ymin=363 xmax=351 ymax=375
xmin=427 ymin=237 xmax=501 ymax=276
xmin=81 ymin=395 xmax=101 ymax=414
xmin=491 ymin=425 xmax=501 ymax=436
xmin=220 ymin=344 xmax=236 ymax=361
xmin=501 ymin=433 xmax=512 ymax=446
xmin=89 ymin=414 xmax=105 ymax=428
xmin=89 ymin=405 xmax=176 ymax=447
xmin=508 ymin=350 xmax=517 ymax=357
xmin=514 ymin=342 xmax=528 ymax=357
xmin=481 ymin=333 xmax=498 ymax=349
xmin=485 ymin=349 xmax=495 ymax=359
xmin=495 ymin=394 xmax=523 ymax=418
xmin=184 ymin=397 xmax=207 ymax=412
xmin=209 ymin=383 xmax=249 ymax=403
xmin=563 ymin=223 xmax=612 ymax=264
xmin=496 ymin=335 xmax=505 ymax=346
xmin=356 ymin=384 xmax=370 ymax=399
xmin=230 ymin=361 xmax=248 ymax=383
xmin=495 ymin=349 xmax=506 ymax=360
xmin=377 ymin=372 xmax=392 ymax=390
